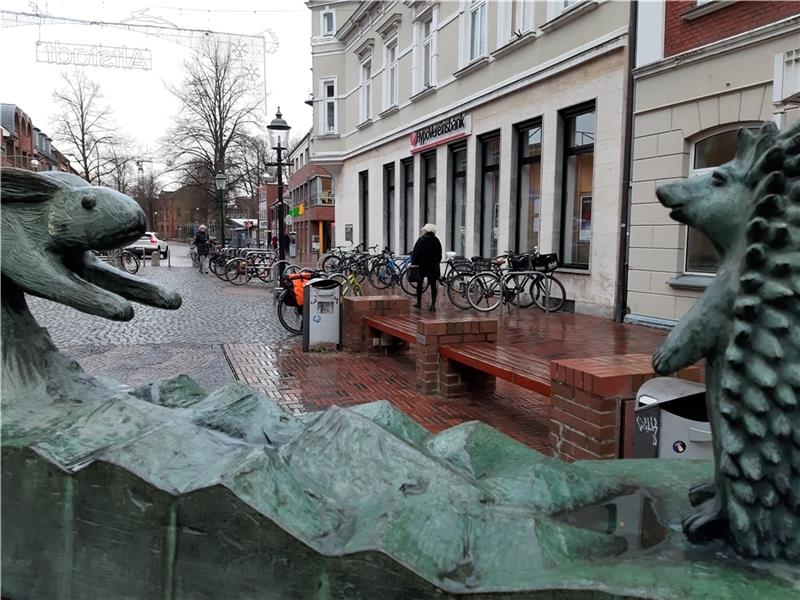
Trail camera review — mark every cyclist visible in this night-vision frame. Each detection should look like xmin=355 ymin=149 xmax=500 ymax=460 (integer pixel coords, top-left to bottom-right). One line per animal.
xmin=411 ymin=223 xmax=442 ymax=312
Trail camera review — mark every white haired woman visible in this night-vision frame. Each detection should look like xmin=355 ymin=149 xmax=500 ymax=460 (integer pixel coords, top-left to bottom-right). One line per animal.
xmin=410 ymin=223 xmax=442 ymax=311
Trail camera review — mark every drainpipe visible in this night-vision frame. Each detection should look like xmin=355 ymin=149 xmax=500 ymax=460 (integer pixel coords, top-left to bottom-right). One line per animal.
xmin=614 ymin=0 xmax=638 ymax=322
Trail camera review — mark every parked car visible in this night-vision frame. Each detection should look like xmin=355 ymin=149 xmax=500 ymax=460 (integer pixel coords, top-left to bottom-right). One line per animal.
xmin=126 ymin=232 xmax=168 ymax=258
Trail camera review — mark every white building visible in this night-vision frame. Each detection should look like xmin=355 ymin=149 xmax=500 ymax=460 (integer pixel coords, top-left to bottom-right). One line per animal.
xmin=307 ymin=0 xmax=632 ymax=316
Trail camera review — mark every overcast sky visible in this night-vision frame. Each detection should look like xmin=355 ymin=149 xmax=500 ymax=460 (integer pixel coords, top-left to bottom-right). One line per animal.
xmin=1 ymin=0 xmax=312 ymax=170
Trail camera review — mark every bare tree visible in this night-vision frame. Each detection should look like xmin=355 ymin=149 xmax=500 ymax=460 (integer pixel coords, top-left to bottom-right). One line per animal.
xmin=162 ymin=37 xmax=261 ymax=195
xmin=51 ymin=70 xmax=120 ymax=184
xmin=230 ymin=130 xmax=274 ymax=203
xmin=103 ymin=143 xmax=137 ymax=195
xmin=134 ymin=169 xmax=161 ymax=230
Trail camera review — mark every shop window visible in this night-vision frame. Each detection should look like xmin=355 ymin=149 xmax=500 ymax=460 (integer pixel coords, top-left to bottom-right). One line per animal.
xmin=515 ymin=120 xmax=541 ymax=253
xmin=359 ymin=170 xmax=369 ymax=247
xmin=422 ymin=152 xmax=436 ymax=228
xmin=450 ymin=145 xmax=467 ymax=256
xmin=402 ymin=158 xmax=414 ymax=253
xmin=384 ymin=38 xmax=399 ymax=110
xmin=360 ymin=59 xmax=372 ymax=123
xmin=685 ymin=124 xmax=762 ymax=274
xmin=479 ymin=134 xmax=500 ymax=258
xmin=384 ymin=163 xmax=395 ymax=251
xmin=559 ymin=104 xmax=595 ymax=269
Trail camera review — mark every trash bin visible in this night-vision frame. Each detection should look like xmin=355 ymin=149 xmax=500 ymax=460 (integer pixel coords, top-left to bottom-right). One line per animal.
xmin=633 ymin=377 xmax=712 ymax=460
xmin=302 ymin=278 xmax=342 ymax=352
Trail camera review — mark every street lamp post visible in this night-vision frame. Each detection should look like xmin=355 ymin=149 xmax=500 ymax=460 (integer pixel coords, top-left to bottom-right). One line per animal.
xmin=267 ymin=108 xmax=291 ymax=262
xmin=214 ymin=171 xmax=227 ymax=244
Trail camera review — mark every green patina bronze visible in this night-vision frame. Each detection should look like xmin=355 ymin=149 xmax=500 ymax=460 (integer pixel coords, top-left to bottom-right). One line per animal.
xmin=1 ymin=163 xmax=798 ymax=598
xmin=653 ymin=121 xmax=800 ymax=560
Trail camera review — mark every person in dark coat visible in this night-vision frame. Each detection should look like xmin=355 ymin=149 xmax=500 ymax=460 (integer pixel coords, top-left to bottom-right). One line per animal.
xmin=194 ymin=225 xmax=210 ymax=274
xmin=411 ymin=223 xmax=442 ymax=311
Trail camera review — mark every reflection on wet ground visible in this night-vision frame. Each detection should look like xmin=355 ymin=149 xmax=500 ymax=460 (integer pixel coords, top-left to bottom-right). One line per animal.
xmin=555 ymin=487 xmax=669 ymax=555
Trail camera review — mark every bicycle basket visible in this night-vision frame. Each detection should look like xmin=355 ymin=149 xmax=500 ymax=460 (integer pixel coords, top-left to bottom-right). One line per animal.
xmin=471 ymin=257 xmax=494 ymax=271
xmin=532 ymin=253 xmax=559 ymax=273
xmin=509 ymin=255 xmax=531 ymax=272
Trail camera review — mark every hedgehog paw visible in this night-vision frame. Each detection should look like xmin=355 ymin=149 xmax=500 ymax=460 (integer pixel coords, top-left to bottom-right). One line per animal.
xmin=682 ymin=495 xmax=728 ymax=544
xmin=688 ymin=480 xmax=717 ymax=507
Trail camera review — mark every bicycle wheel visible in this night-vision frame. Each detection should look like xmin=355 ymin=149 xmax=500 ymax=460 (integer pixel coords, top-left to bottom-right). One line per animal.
xmin=121 ymin=251 xmax=140 ymax=274
xmin=467 ymin=272 xmax=502 ymax=312
xmin=225 ymin=258 xmax=251 ymax=285
xmin=532 ymin=274 xmax=566 ymax=312
xmin=447 ymin=272 xmax=473 ymax=310
xmin=399 ymin=267 xmax=429 ymax=296
xmin=321 ymin=254 xmax=340 ymax=272
xmin=276 ymin=291 xmax=303 ymax=335
xmin=506 ymin=272 xmax=535 ymax=308
xmin=369 ymin=258 xmax=395 ymax=289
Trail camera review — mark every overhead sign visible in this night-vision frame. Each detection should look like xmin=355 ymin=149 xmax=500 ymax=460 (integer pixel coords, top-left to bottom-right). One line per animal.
xmin=36 ymin=41 xmax=152 ymax=70
xmin=410 ymin=113 xmax=471 ymax=154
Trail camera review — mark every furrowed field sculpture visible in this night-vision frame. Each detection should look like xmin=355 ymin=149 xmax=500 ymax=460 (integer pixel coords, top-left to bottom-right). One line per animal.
xmin=1 ymin=165 xmax=798 ymax=599
xmin=653 ymin=121 xmax=800 ymax=560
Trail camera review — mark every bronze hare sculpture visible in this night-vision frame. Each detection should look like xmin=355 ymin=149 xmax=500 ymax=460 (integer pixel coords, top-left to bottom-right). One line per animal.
xmin=654 ymin=122 xmax=800 ymax=560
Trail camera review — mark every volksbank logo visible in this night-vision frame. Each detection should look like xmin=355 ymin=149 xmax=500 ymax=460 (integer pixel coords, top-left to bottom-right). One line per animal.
xmin=410 ymin=113 xmax=468 ymax=148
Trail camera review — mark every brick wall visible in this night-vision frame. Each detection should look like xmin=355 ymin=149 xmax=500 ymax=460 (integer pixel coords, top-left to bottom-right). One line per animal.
xmin=341 ymin=296 xmax=410 ymax=352
xmin=549 ymin=353 xmax=703 ymax=462
xmin=416 ymin=318 xmax=498 ymax=396
xmin=665 ymin=0 xmax=800 ymax=57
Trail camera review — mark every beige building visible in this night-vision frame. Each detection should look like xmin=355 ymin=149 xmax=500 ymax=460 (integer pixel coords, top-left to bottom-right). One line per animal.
xmin=626 ymin=2 xmax=800 ymax=327
xmin=307 ymin=0 xmax=633 ymax=317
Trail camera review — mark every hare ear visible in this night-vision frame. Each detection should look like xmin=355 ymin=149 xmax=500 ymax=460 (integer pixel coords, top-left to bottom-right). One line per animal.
xmin=1 ymin=167 xmax=63 ymax=203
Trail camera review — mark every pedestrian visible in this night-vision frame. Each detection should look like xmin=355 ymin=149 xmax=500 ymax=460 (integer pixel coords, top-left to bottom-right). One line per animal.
xmin=271 ymin=235 xmax=278 ymax=250
xmin=282 ymin=231 xmax=291 ymax=255
xmin=194 ymin=224 xmax=211 ymax=274
xmin=410 ymin=223 xmax=442 ymax=312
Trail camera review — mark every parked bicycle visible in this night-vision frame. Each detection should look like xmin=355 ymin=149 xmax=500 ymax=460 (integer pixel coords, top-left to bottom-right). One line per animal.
xmin=92 ymin=249 xmax=140 ymax=274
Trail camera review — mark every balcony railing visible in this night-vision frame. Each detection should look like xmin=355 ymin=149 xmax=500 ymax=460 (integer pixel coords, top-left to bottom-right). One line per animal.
xmin=309 ymin=191 xmax=335 ymax=206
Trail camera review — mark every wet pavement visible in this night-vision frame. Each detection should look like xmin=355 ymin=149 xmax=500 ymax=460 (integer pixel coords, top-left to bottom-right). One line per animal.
xmin=29 ymin=244 xmax=667 ymax=452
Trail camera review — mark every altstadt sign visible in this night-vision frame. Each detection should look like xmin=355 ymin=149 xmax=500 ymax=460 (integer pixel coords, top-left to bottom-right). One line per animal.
xmin=36 ymin=41 xmax=152 ymax=70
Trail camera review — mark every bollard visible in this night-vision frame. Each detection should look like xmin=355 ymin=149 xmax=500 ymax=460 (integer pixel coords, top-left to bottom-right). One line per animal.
xmin=151 ymin=251 xmax=160 ymax=267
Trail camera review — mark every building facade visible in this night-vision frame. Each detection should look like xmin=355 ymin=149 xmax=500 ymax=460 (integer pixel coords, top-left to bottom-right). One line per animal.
xmin=626 ymin=0 xmax=800 ymax=327
xmin=287 ymin=130 xmax=336 ymax=263
xmin=307 ymin=0 xmax=632 ymax=317
xmin=1 ymin=104 xmax=71 ymax=172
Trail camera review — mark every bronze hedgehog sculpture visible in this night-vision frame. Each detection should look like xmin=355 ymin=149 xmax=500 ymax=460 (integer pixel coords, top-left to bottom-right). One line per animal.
xmin=654 ymin=121 xmax=800 ymax=560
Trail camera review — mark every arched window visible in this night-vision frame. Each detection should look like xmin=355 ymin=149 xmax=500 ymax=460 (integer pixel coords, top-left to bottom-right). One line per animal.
xmin=686 ymin=123 xmax=763 ymax=274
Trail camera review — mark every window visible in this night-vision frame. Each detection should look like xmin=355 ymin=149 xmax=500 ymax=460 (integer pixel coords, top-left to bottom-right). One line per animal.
xmin=547 ymin=0 xmax=584 ymax=21
xmin=480 ymin=134 xmax=500 ymax=258
xmin=414 ymin=11 xmax=436 ymax=93
xmin=402 ymin=159 xmax=414 ymax=253
xmin=360 ymin=59 xmax=372 ymax=122
xmin=450 ymin=145 xmax=467 ymax=256
xmin=321 ymin=9 xmax=335 ymax=35
xmin=384 ymin=164 xmax=395 ymax=251
xmin=559 ymin=104 xmax=595 ymax=269
xmin=516 ymin=121 xmax=542 ymax=253
xmin=468 ymin=1 xmax=487 ymax=61
xmin=321 ymin=79 xmax=336 ymax=134
xmin=499 ymin=0 xmax=534 ymax=45
xmin=685 ymin=125 xmax=760 ymax=273
xmin=383 ymin=38 xmax=398 ymax=110
xmin=359 ymin=171 xmax=369 ymax=247
xmin=422 ymin=152 xmax=436 ymax=228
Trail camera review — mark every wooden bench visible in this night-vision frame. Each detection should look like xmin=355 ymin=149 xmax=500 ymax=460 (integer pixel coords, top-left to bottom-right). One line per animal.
xmin=364 ymin=315 xmax=417 ymax=345
xmin=440 ymin=342 xmax=551 ymax=396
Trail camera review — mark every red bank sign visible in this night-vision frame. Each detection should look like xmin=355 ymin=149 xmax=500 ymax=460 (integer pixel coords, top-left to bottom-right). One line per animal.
xmin=410 ymin=113 xmax=471 ymax=153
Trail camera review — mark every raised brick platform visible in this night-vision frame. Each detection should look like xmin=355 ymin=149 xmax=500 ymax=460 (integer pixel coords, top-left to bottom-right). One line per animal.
xmin=548 ymin=353 xmax=703 ymax=462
